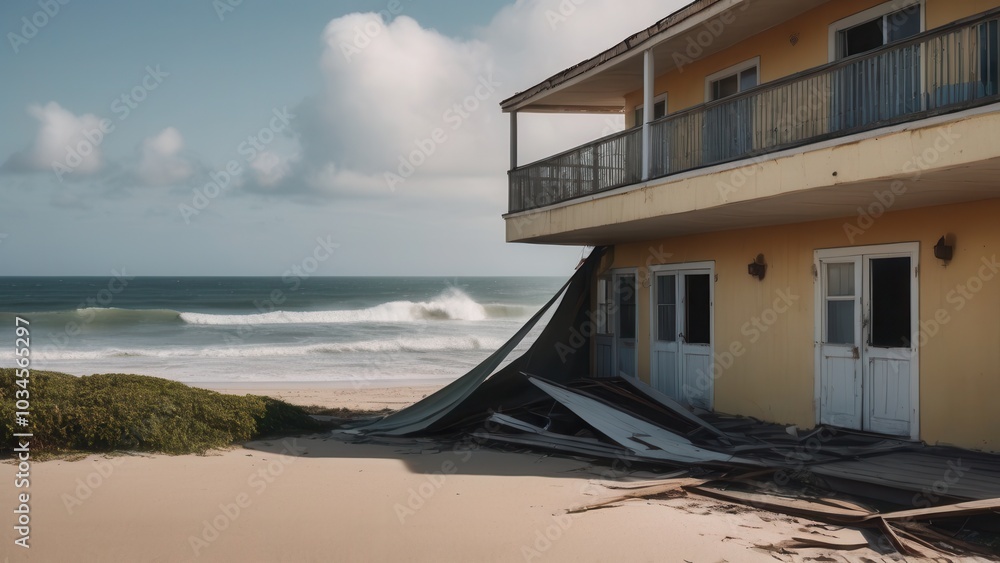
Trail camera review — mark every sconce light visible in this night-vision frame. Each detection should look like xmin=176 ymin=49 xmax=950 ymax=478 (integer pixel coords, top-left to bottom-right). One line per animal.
xmin=934 ymin=236 xmax=954 ymax=262
xmin=747 ymin=254 xmax=767 ymax=280
xmin=789 ymin=33 xmax=800 ymax=47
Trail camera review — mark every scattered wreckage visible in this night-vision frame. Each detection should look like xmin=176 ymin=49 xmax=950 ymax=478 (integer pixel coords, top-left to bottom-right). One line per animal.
xmin=346 ymin=248 xmax=1000 ymax=558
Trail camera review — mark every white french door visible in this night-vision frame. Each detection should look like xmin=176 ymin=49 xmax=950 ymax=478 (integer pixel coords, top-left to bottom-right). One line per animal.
xmin=651 ymin=263 xmax=714 ymax=409
xmin=815 ymin=244 xmax=919 ymax=439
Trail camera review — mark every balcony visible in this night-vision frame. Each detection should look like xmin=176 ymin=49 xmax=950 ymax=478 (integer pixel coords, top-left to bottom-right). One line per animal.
xmin=508 ymin=10 xmax=1000 ymax=215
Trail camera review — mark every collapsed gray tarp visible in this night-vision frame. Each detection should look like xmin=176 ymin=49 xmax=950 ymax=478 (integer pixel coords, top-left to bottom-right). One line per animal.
xmin=347 ymin=248 xmax=603 ymax=436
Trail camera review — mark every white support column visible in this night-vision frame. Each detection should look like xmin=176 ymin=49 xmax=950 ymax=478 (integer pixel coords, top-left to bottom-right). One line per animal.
xmin=642 ymin=49 xmax=654 ymax=181
xmin=510 ymin=111 xmax=518 ymax=171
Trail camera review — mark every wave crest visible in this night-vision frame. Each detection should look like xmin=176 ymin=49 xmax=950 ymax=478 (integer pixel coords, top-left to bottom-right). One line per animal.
xmin=180 ymin=288 xmax=526 ymax=325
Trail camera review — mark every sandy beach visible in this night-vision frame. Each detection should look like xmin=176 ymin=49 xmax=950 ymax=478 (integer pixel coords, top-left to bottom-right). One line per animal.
xmin=0 ymin=382 xmax=910 ymax=563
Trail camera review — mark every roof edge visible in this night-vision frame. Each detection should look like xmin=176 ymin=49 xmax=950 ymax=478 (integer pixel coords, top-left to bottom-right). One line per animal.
xmin=500 ymin=0 xmax=731 ymax=112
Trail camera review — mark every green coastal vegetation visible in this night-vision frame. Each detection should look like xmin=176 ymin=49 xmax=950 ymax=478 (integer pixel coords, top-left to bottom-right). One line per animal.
xmin=0 ymin=369 xmax=336 ymax=456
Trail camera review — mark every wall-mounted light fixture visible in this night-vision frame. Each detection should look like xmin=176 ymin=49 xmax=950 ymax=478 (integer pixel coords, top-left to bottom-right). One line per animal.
xmin=789 ymin=33 xmax=800 ymax=46
xmin=747 ymin=254 xmax=767 ymax=280
xmin=934 ymin=236 xmax=954 ymax=262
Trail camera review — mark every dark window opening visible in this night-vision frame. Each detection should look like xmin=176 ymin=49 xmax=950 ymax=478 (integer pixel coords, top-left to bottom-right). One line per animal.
xmin=870 ymin=257 xmax=911 ymax=348
xmin=685 ymin=274 xmax=711 ymax=345
xmin=634 ymin=99 xmax=667 ymax=126
xmin=841 ymin=18 xmax=884 ymax=58
xmin=839 ymin=5 xmax=921 ymax=59
xmin=618 ymin=276 xmax=637 ymax=340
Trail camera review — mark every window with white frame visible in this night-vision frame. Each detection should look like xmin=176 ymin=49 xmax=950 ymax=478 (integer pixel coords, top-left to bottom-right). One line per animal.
xmin=706 ymin=57 xmax=759 ymax=102
xmin=830 ymin=1 xmax=924 ymax=61
xmin=633 ymin=94 xmax=667 ymax=127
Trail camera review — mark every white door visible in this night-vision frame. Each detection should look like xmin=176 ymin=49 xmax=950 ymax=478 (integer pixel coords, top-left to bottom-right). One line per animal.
xmin=863 ymin=256 xmax=916 ymax=436
xmin=816 ymin=245 xmax=919 ymax=438
xmin=652 ymin=273 xmax=679 ymax=394
xmin=652 ymin=265 xmax=714 ymax=409
xmin=818 ymin=258 xmax=864 ymax=429
xmin=614 ymin=272 xmax=638 ymax=378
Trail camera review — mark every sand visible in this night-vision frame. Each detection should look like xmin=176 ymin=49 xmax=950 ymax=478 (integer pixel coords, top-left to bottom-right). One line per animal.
xmin=2 ymin=384 xmax=904 ymax=562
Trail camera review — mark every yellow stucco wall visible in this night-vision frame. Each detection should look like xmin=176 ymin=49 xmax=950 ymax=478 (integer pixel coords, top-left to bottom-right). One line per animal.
xmin=625 ymin=0 xmax=999 ymax=127
xmin=608 ymin=199 xmax=1000 ymax=452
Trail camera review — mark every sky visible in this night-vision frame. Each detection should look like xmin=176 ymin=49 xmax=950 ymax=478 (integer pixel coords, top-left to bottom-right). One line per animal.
xmin=0 ymin=0 xmax=682 ymax=277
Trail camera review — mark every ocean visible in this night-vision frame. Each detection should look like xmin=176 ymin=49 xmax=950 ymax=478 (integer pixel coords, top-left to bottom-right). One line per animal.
xmin=0 ymin=277 xmax=565 ymax=385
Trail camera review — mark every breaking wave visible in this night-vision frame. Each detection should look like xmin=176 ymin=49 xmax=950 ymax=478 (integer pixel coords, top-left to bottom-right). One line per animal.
xmin=3 ymin=289 xmax=533 ymax=328
xmin=179 ymin=288 xmax=529 ymax=325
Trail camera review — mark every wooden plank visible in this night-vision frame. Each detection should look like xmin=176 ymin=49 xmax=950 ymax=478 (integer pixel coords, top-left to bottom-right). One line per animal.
xmin=529 ymin=377 xmax=758 ymax=466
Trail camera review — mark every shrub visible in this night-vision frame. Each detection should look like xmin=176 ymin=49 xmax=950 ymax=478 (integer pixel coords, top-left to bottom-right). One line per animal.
xmin=0 ymin=369 xmax=326 ymax=455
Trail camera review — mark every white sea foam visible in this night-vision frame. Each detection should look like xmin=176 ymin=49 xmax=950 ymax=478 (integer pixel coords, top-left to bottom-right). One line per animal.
xmin=32 ymin=335 xmax=508 ymax=361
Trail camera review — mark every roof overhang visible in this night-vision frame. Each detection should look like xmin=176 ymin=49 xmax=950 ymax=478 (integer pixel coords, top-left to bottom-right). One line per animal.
xmin=501 ymin=0 xmax=829 ymax=114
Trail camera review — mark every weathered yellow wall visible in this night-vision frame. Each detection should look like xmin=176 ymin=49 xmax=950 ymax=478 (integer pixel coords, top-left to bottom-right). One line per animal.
xmin=609 ymin=199 xmax=1000 ymax=452
xmin=927 ymin=0 xmax=999 ymax=28
xmin=625 ymin=0 xmax=1000 ymax=127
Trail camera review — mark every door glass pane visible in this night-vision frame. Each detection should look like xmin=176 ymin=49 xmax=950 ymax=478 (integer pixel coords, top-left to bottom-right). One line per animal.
xmin=887 ymin=6 xmax=921 ymax=43
xmin=827 ymin=263 xmax=855 ymax=296
xmin=656 ymin=275 xmax=676 ymax=342
xmin=827 ymin=301 xmax=855 ymax=344
xmin=684 ymin=274 xmax=711 ymax=345
xmin=597 ymin=277 xmax=612 ymax=335
xmin=739 ymin=67 xmax=758 ymax=91
xmin=871 ymin=257 xmax=911 ymax=348
xmin=617 ymin=276 xmax=636 ymax=340
xmin=826 ymin=262 xmax=855 ymax=345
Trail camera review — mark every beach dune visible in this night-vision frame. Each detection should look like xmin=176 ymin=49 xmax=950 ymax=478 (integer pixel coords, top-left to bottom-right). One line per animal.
xmin=3 ymin=384 xmax=887 ymax=562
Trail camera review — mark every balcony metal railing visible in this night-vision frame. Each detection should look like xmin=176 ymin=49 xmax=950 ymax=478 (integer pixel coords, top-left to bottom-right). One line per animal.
xmin=508 ymin=9 xmax=1000 ymax=214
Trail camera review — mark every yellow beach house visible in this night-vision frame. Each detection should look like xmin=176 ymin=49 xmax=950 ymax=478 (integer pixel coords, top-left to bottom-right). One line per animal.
xmin=502 ymin=0 xmax=1000 ymax=451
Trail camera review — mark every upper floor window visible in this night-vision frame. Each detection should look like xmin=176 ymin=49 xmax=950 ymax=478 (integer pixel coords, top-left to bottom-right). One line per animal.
xmin=634 ymin=94 xmax=667 ymax=126
xmin=705 ymin=57 xmax=759 ymax=102
xmin=831 ymin=2 xmax=923 ymax=60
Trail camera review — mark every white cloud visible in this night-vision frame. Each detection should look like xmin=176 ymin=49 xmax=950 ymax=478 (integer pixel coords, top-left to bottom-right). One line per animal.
xmin=285 ymin=0 xmax=681 ymax=199
xmin=137 ymin=127 xmax=193 ymax=186
xmin=249 ymin=151 xmax=292 ymax=188
xmin=4 ymin=102 xmax=108 ymax=177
